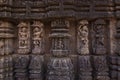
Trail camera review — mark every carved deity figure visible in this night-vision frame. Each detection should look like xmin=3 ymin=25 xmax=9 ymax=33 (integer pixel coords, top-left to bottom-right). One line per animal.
xmin=92 ymin=19 xmax=106 ymax=54
xmin=54 ymin=38 xmax=64 ymax=50
xmin=17 ymin=22 xmax=30 ymax=54
xmin=77 ymin=20 xmax=89 ymax=54
xmin=32 ymin=21 xmax=44 ymax=54
xmin=18 ymin=22 xmax=29 ymax=48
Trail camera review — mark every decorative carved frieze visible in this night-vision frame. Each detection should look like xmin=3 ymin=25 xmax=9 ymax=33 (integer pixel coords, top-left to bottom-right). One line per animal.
xmin=92 ymin=19 xmax=106 ymax=54
xmin=17 ymin=22 xmax=30 ymax=54
xmin=77 ymin=20 xmax=89 ymax=55
xmin=32 ymin=21 xmax=44 ymax=54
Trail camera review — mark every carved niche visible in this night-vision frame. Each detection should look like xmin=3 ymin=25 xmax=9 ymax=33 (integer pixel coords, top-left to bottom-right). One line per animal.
xmin=50 ymin=19 xmax=70 ymax=57
xmin=92 ymin=19 xmax=106 ymax=54
xmin=32 ymin=21 xmax=44 ymax=54
xmin=17 ymin=22 xmax=30 ymax=54
xmin=77 ymin=20 xmax=89 ymax=55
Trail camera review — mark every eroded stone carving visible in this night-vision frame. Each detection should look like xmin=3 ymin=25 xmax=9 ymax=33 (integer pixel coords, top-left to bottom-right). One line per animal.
xmin=13 ymin=54 xmax=29 ymax=80
xmin=47 ymin=57 xmax=74 ymax=80
xmin=78 ymin=56 xmax=92 ymax=80
xmin=17 ymin=22 xmax=30 ymax=54
xmin=32 ymin=21 xmax=44 ymax=54
xmin=29 ymin=55 xmax=44 ymax=79
xmin=50 ymin=19 xmax=70 ymax=56
xmin=47 ymin=19 xmax=74 ymax=80
xmin=92 ymin=19 xmax=106 ymax=54
xmin=77 ymin=20 xmax=89 ymax=54
xmin=93 ymin=56 xmax=110 ymax=80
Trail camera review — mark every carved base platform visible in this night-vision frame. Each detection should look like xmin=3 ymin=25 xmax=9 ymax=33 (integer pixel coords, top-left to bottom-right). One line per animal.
xmin=78 ymin=56 xmax=92 ymax=80
xmin=47 ymin=57 xmax=74 ymax=80
xmin=29 ymin=55 xmax=44 ymax=80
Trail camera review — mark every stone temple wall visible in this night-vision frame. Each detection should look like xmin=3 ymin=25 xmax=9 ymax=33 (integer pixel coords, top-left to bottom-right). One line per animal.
xmin=0 ymin=0 xmax=119 ymax=80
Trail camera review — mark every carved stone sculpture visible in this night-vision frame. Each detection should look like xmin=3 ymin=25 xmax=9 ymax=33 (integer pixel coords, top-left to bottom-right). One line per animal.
xmin=17 ymin=22 xmax=30 ymax=54
xmin=47 ymin=19 xmax=74 ymax=80
xmin=77 ymin=20 xmax=89 ymax=54
xmin=92 ymin=19 xmax=106 ymax=54
xmin=32 ymin=21 xmax=44 ymax=54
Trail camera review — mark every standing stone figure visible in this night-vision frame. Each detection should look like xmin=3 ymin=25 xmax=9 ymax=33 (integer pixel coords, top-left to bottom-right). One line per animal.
xmin=32 ymin=21 xmax=44 ymax=54
xmin=77 ymin=20 xmax=89 ymax=54
xmin=18 ymin=22 xmax=30 ymax=54
xmin=92 ymin=19 xmax=106 ymax=54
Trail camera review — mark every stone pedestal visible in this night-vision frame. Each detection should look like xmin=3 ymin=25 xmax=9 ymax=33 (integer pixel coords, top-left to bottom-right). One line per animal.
xmin=14 ymin=54 xmax=29 ymax=80
xmin=93 ymin=56 xmax=110 ymax=80
xmin=47 ymin=57 xmax=74 ymax=80
xmin=29 ymin=55 xmax=44 ymax=80
xmin=78 ymin=56 xmax=92 ymax=80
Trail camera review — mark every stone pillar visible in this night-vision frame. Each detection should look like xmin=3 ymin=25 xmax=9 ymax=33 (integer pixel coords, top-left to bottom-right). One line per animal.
xmin=14 ymin=21 xmax=30 ymax=80
xmin=91 ymin=19 xmax=110 ymax=80
xmin=108 ymin=19 xmax=117 ymax=80
xmin=77 ymin=20 xmax=92 ymax=80
xmin=29 ymin=21 xmax=44 ymax=80
xmin=47 ymin=19 xmax=74 ymax=80
xmin=0 ymin=21 xmax=14 ymax=80
xmin=115 ymin=20 xmax=120 ymax=80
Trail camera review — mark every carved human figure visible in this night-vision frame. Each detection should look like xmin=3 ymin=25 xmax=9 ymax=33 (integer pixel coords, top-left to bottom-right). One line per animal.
xmin=18 ymin=22 xmax=29 ymax=48
xmin=92 ymin=19 xmax=106 ymax=54
xmin=32 ymin=21 xmax=44 ymax=54
xmin=77 ymin=20 xmax=89 ymax=54
xmin=17 ymin=22 xmax=30 ymax=54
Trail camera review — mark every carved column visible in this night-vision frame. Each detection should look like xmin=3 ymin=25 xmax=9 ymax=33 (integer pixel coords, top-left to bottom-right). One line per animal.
xmin=29 ymin=21 xmax=44 ymax=80
xmin=47 ymin=19 xmax=74 ymax=80
xmin=14 ymin=22 xmax=30 ymax=80
xmin=91 ymin=19 xmax=110 ymax=80
xmin=77 ymin=20 xmax=92 ymax=80
xmin=0 ymin=21 xmax=14 ymax=80
xmin=115 ymin=20 xmax=120 ymax=80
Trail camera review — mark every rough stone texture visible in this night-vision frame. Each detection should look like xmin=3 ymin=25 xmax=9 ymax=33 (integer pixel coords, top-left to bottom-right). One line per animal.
xmin=0 ymin=0 xmax=119 ymax=80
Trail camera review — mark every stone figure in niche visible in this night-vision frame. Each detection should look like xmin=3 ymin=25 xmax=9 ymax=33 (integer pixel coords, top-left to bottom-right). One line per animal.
xmin=77 ymin=20 xmax=89 ymax=54
xmin=32 ymin=21 xmax=44 ymax=54
xmin=56 ymin=38 xmax=64 ymax=50
xmin=92 ymin=19 xmax=106 ymax=54
xmin=18 ymin=22 xmax=30 ymax=53
xmin=18 ymin=22 xmax=29 ymax=48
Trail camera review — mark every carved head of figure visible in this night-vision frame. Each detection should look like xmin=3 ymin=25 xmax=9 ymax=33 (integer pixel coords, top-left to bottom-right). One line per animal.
xmin=94 ymin=19 xmax=106 ymax=33
xmin=78 ymin=20 xmax=89 ymax=37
